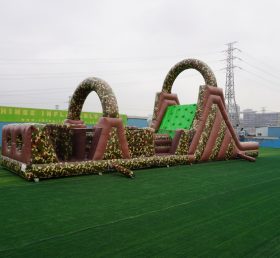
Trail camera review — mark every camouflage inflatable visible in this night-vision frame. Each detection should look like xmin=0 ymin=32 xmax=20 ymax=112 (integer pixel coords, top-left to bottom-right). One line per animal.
xmin=0 ymin=59 xmax=259 ymax=181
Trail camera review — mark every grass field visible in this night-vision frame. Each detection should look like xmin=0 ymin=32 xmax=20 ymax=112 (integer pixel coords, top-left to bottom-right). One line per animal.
xmin=0 ymin=148 xmax=280 ymax=258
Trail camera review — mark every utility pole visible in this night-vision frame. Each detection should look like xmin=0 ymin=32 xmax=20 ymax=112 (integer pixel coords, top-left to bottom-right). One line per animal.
xmin=223 ymin=41 xmax=241 ymax=128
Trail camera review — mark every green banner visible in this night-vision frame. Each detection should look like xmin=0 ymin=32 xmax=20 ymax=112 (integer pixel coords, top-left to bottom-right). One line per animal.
xmin=0 ymin=106 xmax=127 ymax=125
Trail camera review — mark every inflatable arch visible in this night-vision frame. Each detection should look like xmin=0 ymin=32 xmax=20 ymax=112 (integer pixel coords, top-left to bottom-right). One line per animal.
xmin=66 ymin=77 xmax=119 ymax=123
xmin=162 ymin=58 xmax=217 ymax=93
xmin=151 ymin=59 xmax=217 ymax=130
xmin=65 ymin=77 xmax=130 ymax=160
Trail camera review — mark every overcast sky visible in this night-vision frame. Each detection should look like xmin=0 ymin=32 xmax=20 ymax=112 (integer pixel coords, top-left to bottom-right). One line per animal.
xmin=1 ymin=0 xmax=280 ymax=117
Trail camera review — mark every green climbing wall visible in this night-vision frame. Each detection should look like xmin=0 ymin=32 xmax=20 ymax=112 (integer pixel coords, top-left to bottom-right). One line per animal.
xmin=158 ymin=104 xmax=197 ymax=138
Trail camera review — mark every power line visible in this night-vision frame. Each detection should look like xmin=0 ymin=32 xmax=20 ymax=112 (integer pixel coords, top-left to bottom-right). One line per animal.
xmin=0 ymin=68 xmax=222 ymax=96
xmin=240 ymin=59 xmax=280 ymax=81
xmin=241 ymin=68 xmax=280 ymax=87
xmin=241 ymin=51 xmax=280 ymax=75
xmin=0 ymin=59 xmax=221 ymax=78
xmin=0 ymin=50 xmax=221 ymax=65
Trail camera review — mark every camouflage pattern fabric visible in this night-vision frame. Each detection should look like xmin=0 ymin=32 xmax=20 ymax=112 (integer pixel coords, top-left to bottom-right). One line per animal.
xmin=103 ymin=128 xmax=123 ymax=160
xmin=192 ymin=86 xmax=206 ymax=130
xmin=194 ymin=105 xmax=218 ymax=161
xmin=31 ymin=125 xmax=58 ymax=164
xmin=0 ymin=154 xmax=191 ymax=181
xmin=0 ymin=156 xmax=34 ymax=180
xmin=162 ymin=59 xmax=217 ymax=94
xmin=175 ymin=129 xmax=195 ymax=155
xmin=225 ymin=140 xmax=235 ymax=160
xmin=46 ymin=124 xmax=73 ymax=161
xmin=97 ymin=126 xmax=155 ymax=160
xmin=151 ymin=92 xmax=161 ymax=121
xmin=110 ymin=162 xmax=134 ymax=178
xmin=1 ymin=144 xmax=258 ymax=181
xmin=15 ymin=135 xmax=23 ymax=151
xmin=209 ymin=121 xmax=226 ymax=160
xmin=67 ymin=77 xmax=119 ymax=120
xmin=244 ymin=151 xmax=259 ymax=158
xmin=125 ymin=127 xmax=155 ymax=158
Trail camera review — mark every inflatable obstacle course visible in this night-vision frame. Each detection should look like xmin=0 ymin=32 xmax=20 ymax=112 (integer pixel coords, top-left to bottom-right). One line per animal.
xmin=0 ymin=59 xmax=259 ymax=181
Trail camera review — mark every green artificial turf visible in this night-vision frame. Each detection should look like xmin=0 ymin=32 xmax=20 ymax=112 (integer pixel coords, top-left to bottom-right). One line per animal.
xmin=0 ymin=148 xmax=280 ymax=257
